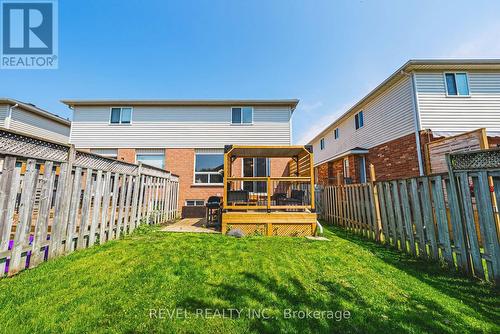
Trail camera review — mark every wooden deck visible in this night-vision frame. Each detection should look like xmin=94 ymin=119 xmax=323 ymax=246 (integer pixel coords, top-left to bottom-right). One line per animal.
xmin=221 ymin=211 xmax=317 ymax=236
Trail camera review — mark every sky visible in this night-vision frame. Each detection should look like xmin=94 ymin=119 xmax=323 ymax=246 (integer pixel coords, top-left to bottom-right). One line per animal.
xmin=1 ymin=0 xmax=500 ymax=144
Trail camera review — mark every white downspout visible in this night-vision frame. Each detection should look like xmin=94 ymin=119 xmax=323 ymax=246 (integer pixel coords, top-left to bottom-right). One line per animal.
xmin=409 ymin=72 xmax=424 ymax=176
xmin=5 ymin=103 xmax=18 ymax=129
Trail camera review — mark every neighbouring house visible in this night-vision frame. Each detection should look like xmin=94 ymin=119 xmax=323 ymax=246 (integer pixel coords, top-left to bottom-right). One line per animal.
xmin=63 ymin=99 xmax=298 ymax=217
xmin=309 ymin=59 xmax=500 ymax=185
xmin=0 ymin=98 xmax=71 ymax=143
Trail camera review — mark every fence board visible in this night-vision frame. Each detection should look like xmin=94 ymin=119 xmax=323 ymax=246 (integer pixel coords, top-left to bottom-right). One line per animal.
xmin=391 ymin=181 xmax=406 ymax=252
xmin=409 ymin=179 xmax=426 ymax=257
xmin=475 ymin=172 xmax=500 ymax=283
xmin=457 ymin=172 xmax=484 ymax=278
xmin=31 ymin=161 xmax=55 ymax=266
xmin=9 ymin=159 xmax=38 ymax=274
xmin=420 ymin=178 xmax=439 ymax=260
xmin=431 ymin=176 xmax=453 ymax=265
xmin=65 ymin=167 xmax=82 ymax=253
xmin=399 ymin=180 xmax=416 ymax=256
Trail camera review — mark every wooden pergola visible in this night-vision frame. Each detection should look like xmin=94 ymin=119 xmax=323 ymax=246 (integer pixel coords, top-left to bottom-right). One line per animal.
xmin=221 ymin=145 xmax=317 ymax=236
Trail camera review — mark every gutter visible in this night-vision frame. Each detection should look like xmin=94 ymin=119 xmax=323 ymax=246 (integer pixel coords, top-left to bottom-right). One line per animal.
xmin=408 ymin=71 xmax=424 ymax=176
xmin=5 ymin=103 xmax=18 ymax=129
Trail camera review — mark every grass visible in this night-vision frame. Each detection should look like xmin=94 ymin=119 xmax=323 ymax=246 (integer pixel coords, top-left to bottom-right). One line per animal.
xmin=0 ymin=224 xmax=498 ymax=334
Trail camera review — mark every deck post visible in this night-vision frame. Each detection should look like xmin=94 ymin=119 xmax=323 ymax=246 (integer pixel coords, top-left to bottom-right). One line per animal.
xmin=267 ymin=176 xmax=271 ymax=213
xmin=310 ymin=151 xmax=315 ymax=211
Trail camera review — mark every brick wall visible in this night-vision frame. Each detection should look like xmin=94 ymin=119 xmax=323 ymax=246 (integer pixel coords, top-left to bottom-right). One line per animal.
xmin=366 ymin=132 xmax=420 ymax=181
xmin=117 ymin=148 xmax=136 ymax=164
xmin=165 ymin=148 xmax=222 ymax=216
xmin=488 ymin=136 xmax=500 ymax=148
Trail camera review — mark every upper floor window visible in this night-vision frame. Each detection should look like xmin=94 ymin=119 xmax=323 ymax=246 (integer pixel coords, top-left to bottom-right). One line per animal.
xmin=320 ymin=138 xmax=325 ymax=150
xmin=110 ymin=107 xmax=132 ymax=124
xmin=355 ymin=111 xmax=364 ymax=130
xmin=194 ymin=153 xmax=224 ymax=184
xmin=445 ymin=73 xmax=469 ymax=96
xmin=334 ymin=128 xmax=339 ymax=139
xmin=231 ymin=107 xmax=253 ymax=124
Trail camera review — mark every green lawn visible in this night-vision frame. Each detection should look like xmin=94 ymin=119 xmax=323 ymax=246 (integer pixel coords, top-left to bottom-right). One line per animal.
xmin=0 ymin=224 xmax=498 ymax=334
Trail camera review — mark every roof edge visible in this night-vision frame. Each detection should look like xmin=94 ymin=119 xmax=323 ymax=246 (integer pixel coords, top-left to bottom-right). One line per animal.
xmin=0 ymin=98 xmax=71 ymax=126
xmin=61 ymin=99 xmax=300 ymax=111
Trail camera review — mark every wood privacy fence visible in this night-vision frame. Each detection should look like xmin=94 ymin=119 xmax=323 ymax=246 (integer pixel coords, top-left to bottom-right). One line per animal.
xmin=0 ymin=129 xmax=179 ymax=277
xmin=319 ymin=148 xmax=500 ymax=284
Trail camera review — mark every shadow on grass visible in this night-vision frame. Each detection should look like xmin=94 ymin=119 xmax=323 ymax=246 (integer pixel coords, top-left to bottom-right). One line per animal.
xmin=323 ymin=224 xmax=500 ymax=324
xmin=178 ymin=269 xmax=488 ymax=333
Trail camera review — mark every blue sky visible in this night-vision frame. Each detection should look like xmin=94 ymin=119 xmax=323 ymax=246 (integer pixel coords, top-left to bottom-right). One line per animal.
xmin=1 ymin=0 xmax=500 ymax=144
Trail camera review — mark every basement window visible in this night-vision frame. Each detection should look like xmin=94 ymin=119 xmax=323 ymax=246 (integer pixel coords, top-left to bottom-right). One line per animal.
xmin=186 ymin=200 xmax=205 ymax=206
xmin=445 ymin=73 xmax=469 ymax=96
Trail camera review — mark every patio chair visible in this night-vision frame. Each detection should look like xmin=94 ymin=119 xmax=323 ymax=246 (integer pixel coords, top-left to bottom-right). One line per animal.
xmin=227 ymin=190 xmax=249 ymax=204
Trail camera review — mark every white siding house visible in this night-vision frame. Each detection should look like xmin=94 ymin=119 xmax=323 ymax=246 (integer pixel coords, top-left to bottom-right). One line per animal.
xmin=309 ymin=60 xmax=500 ymax=184
xmin=313 ymin=76 xmax=416 ymax=166
xmin=0 ymin=99 xmax=71 ymax=143
xmin=415 ymin=72 xmax=500 ymax=135
xmin=68 ymin=104 xmax=293 ymax=148
xmin=63 ymin=99 xmax=298 ymax=217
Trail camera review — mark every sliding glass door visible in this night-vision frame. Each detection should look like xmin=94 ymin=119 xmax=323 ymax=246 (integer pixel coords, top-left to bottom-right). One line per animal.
xmin=243 ymin=158 xmax=269 ymax=193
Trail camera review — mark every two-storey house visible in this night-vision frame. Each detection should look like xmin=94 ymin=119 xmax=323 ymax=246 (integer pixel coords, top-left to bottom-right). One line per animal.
xmin=309 ymin=59 xmax=500 ymax=184
xmin=63 ymin=99 xmax=298 ymax=217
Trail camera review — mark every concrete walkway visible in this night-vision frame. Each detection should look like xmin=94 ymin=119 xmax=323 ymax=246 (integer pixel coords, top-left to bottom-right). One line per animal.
xmin=161 ymin=218 xmax=220 ymax=234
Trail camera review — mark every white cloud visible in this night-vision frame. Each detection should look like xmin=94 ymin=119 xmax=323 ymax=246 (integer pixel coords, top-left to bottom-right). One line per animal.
xmin=294 ymin=100 xmax=356 ymax=145
xmin=449 ymin=23 xmax=500 ymax=58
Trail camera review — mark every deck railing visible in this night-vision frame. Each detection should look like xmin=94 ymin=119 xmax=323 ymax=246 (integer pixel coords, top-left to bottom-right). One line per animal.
xmin=224 ymin=176 xmax=314 ymax=211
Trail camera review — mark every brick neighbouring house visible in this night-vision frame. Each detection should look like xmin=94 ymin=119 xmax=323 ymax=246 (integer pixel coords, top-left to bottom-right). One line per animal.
xmin=309 ymin=59 xmax=500 ymax=185
xmin=62 ymin=99 xmax=298 ymax=217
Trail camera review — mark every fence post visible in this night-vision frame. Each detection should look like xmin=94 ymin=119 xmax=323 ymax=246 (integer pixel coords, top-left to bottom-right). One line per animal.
xmin=369 ymin=164 xmax=383 ymax=242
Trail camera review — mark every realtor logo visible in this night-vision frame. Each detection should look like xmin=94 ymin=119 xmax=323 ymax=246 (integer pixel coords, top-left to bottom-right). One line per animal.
xmin=1 ymin=0 xmax=58 ymax=69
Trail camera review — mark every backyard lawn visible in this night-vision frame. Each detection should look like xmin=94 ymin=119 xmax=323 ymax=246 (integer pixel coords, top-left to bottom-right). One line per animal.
xmin=0 ymin=224 xmax=498 ymax=334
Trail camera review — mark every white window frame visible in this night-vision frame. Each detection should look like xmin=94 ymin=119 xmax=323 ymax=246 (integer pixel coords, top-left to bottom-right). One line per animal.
xmin=354 ymin=111 xmax=364 ymax=130
xmin=109 ymin=107 xmax=133 ymax=125
xmin=231 ymin=106 xmax=253 ymax=125
xmin=185 ymin=200 xmax=205 ymax=206
xmin=193 ymin=152 xmax=224 ymax=186
xmin=320 ymin=138 xmax=325 ymax=150
xmin=359 ymin=156 xmax=366 ymax=183
xmin=334 ymin=128 xmax=339 ymax=140
xmin=135 ymin=152 xmax=165 ymax=169
xmin=343 ymin=157 xmax=350 ymax=179
xmin=444 ymin=72 xmax=470 ymax=97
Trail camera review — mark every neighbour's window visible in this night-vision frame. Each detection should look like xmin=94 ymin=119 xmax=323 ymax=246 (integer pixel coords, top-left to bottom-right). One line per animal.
xmin=320 ymin=138 xmax=325 ymax=150
xmin=355 ymin=111 xmax=364 ymax=130
xmin=445 ymin=73 xmax=469 ymax=96
xmin=231 ymin=107 xmax=253 ymax=124
xmin=110 ymin=107 xmax=132 ymax=124
xmin=186 ymin=200 xmax=205 ymax=206
xmin=334 ymin=128 xmax=339 ymax=139
xmin=90 ymin=148 xmax=118 ymax=159
xmin=136 ymin=153 xmax=165 ymax=169
xmin=194 ymin=153 xmax=224 ymax=184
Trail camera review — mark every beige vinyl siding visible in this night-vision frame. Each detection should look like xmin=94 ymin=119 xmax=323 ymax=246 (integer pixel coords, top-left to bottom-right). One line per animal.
xmin=10 ymin=108 xmax=70 ymax=143
xmin=0 ymin=105 xmax=8 ymax=127
xmin=415 ymin=71 xmax=500 ymax=134
xmin=70 ymin=106 xmax=291 ymax=148
xmin=312 ymin=76 xmax=416 ymax=165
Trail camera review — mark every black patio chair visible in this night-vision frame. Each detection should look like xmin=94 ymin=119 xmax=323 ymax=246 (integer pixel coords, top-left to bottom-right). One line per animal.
xmin=227 ymin=190 xmax=249 ymax=204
